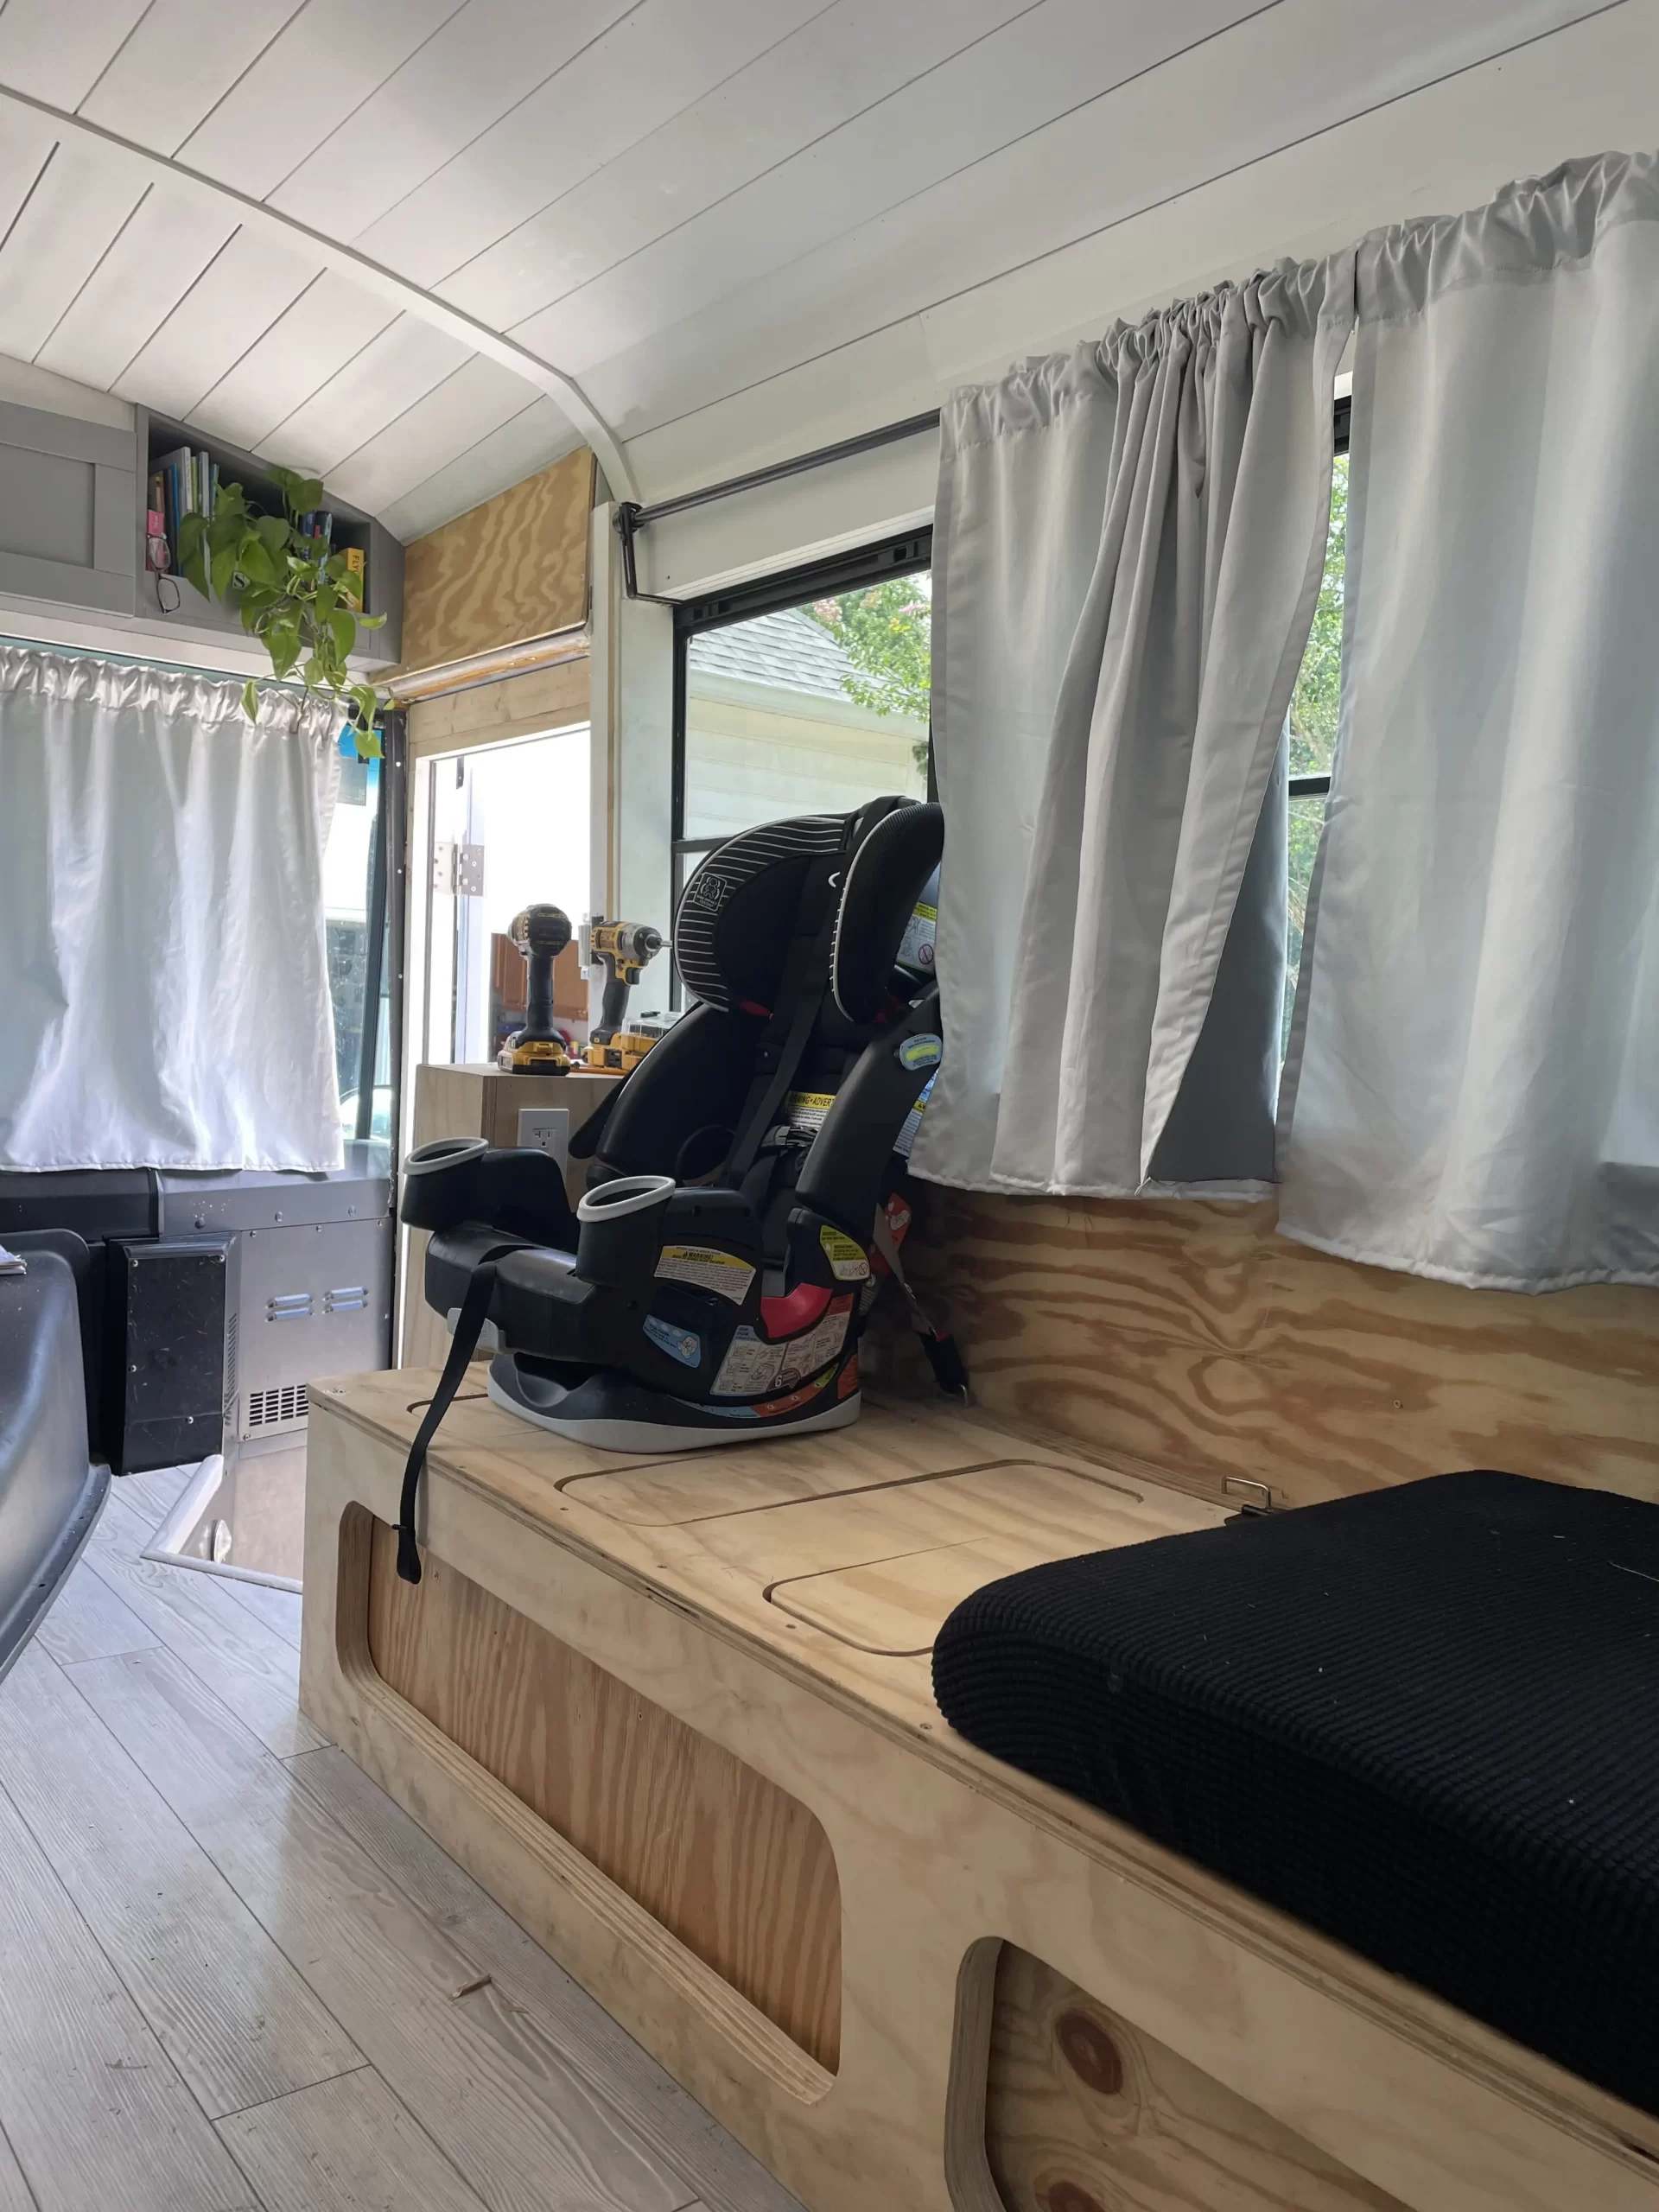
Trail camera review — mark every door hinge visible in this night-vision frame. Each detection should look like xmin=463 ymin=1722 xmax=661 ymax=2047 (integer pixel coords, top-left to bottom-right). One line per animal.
xmin=432 ymin=841 xmax=485 ymax=895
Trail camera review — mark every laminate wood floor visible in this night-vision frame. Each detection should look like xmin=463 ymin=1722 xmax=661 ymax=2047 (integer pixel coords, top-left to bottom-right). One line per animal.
xmin=0 ymin=1466 xmax=807 ymax=2212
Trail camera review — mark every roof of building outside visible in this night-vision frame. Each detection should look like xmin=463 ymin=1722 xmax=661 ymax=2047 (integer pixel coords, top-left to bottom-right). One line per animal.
xmin=687 ymin=605 xmax=855 ymax=704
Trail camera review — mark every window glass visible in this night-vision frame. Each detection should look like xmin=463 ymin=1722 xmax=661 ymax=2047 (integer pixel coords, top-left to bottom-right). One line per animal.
xmin=321 ymin=746 xmax=386 ymax=1146
xmin=421 ymin=726 xmax=593 ymax=1069
xmin=1285 ymin=453 xmax=1348 ymax=1049
xmin=683 ymin=572 xmax=930 ymax=842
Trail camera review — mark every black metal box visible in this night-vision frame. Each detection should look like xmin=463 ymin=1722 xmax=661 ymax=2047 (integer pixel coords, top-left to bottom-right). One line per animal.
xmin=105 ymin=1237 xmax=232 ymax=1474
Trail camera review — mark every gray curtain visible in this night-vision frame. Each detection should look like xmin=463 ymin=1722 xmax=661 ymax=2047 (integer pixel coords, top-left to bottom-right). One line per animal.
xmin=914 ymin=258 xmax=1353 ymax=1195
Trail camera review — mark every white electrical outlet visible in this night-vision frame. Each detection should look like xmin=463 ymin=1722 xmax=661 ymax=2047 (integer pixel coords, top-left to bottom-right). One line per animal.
xmin=517 ymin=1106 xmax=570 ymax=1170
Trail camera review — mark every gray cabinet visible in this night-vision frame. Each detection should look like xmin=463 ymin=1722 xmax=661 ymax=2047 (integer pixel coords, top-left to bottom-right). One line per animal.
xmin=0 ymin=401 xmax=136 ymax=615
xmin=137 ymin=410 xmax=404 ymax=666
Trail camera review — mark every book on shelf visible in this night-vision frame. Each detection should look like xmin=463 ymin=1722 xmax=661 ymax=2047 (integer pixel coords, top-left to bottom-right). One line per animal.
xmin=340 ymin=543 xmax=365 ymax=607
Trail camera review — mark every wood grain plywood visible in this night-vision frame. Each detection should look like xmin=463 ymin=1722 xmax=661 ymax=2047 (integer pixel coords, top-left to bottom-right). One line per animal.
xmin=985 ymin=1943 xmax=1407 ymax=2212
xmin=365 ymin=1515 xmax=842 ymax=2074
xmin=304 ymin=1382 xmax=1659 ymax=2212
xmin=400 ymin=448 xmax=594 ymax=673
xmin=406 ymin=652 xmax=589 ymax=755
xmin=878 ymin=1186 xmax=1659 ymax=1511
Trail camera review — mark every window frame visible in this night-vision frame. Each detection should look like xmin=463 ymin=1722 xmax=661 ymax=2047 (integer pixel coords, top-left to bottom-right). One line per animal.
xmin=1289 ymin=392 xmax=1351 ymax=802
xmin=669 ymin=524 xmax=934 ymax=912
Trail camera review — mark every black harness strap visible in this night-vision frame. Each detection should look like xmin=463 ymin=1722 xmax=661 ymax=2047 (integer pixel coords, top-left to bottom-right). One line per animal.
xmin=397 ymin=1260 xmax=499 ymax=1585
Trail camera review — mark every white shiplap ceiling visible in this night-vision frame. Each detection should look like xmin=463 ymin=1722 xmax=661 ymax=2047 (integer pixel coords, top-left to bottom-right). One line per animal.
xmin=0 ymin=0 xmax=1645 ymax=541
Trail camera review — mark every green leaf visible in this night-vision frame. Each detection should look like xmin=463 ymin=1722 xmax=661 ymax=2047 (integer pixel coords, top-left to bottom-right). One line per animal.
xmin=327 ymin=607 xmax=355 ymax=661
xmin=241 ymin=678 xmax=258 ymax=721
xmin=357 ymin=610 xmax=386 ymax=630
xmin=210 ymin=539 xmax=238 ymax=601
xmin=255 ymin=513 xmax=290 ymax=555
xmin=238 ymin=538 xmax=277 ymax=588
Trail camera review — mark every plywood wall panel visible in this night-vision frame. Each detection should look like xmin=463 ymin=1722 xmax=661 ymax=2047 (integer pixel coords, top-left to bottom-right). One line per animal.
xmin=365 ymin=1515 xmax=842 ymax=2073
xmin=876 ymin=1187 xmax=1659 ymax=1510
xmin=399 ymin=448 xmax=595 ymax=675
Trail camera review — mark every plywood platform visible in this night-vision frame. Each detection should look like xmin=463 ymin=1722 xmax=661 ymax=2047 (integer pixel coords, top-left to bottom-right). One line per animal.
xmin=302 ymin=1373 xmax=1659 ymax=2212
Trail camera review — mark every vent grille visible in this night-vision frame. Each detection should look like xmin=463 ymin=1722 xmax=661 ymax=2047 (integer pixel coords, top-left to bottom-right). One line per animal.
xmin=224 ymin=1310 xmax=238 ymax=1396
xmin=246 ymin=1382 xmax=308 ymax=1431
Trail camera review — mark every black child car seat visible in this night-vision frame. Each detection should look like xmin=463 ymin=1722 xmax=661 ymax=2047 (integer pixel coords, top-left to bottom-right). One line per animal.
xmin=395 ymin=796 xmax=962 ymax=1583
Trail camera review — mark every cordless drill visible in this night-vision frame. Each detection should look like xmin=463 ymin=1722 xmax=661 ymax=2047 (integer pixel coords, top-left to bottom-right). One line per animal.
xmin=584 ymin=918 xmax=664 ymax=1074
xmin=498 ymin=903 xmax=574 ymax=1071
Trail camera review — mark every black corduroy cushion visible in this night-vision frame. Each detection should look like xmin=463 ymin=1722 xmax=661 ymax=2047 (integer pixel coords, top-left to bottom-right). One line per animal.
xmin=931 ymin=1470 xmax=1659 ymax=2114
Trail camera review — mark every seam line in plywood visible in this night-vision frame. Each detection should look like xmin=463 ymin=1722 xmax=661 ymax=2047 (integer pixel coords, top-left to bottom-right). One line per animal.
xmin=555 ymin=1453 xmax=1145 ymax=1526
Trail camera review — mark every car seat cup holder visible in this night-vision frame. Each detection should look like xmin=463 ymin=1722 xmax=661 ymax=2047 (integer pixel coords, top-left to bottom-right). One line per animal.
xmin=575 ymin=1174 xmax=676 ymax=1291
xmin=401 ymin=1136 xmax=578 ymax=1249
xmin=397 ymin=795 xmax=963 ymax=1580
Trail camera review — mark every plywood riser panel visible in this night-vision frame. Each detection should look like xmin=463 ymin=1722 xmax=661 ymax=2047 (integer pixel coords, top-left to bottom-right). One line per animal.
xmin=301 ymin=1401 xmax=1659 ymax=2212
xmin=869 ymin=1188 xmax=1659 ymax=1511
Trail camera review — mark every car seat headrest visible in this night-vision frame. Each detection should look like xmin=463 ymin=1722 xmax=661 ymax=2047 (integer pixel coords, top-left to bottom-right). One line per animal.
xmin=673 ymin=812 xmax=847 ymax=1014
xmin=674 ymin=798 xmax=941 ymax=1018
xmin=831 ymin=802 xmax=944 ymax=1022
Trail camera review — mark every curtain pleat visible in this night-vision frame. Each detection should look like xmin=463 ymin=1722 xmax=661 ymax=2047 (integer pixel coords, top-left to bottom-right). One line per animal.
xmin=1279 ymin=153 xmax=1659 ymax=1289
xmin=913 ymin=258 xmax=1352 ymax=1196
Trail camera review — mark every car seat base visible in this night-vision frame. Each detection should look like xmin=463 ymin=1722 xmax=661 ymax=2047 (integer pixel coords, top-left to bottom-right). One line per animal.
xmin=486 ymin=1351 xmax=862 ymax=1452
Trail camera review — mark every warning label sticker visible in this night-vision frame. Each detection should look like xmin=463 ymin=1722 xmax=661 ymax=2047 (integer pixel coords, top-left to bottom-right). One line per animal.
xmin=898 ymin=901 xmax=938 ymax=972
xmin=653 ymin=1245 xmax=755 ymax=1303
xmin=894 ymin=1072 xmax=935 ymax=1160
xmin=779 ymin=1303 xmax=851 ymax=1387
xmin=643 ymin=1315 xmax=702 ymax=1368
xmin=711 ymin=1326 xmax=785 ymax=1397
xmin=784 ymin=1090 xmax=836 ymax=1137
xmin=818 ymin=1224 xmax=869 ymax=1281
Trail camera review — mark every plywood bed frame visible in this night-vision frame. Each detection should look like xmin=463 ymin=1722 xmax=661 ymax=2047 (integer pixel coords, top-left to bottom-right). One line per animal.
xmin=301 ymin=1189 xmax=1659 ymax=2212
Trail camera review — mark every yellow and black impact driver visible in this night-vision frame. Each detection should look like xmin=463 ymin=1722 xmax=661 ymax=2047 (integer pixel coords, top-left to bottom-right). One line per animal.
xmin=498 ymin=903 xmax=575 ymax=1071
xmin=584 ymin=918 xmax=664 ymax=1074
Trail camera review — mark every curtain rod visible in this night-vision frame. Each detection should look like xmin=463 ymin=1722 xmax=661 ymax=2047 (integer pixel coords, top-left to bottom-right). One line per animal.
xmin=0 ymin=629 xmax=310 ymax=692
xmin=614 ymin=409 xmax=942 ymax=602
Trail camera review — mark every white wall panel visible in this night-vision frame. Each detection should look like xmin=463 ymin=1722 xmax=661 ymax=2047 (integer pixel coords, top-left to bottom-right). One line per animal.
xmin=378 ymin=396 xmax=579 ymax=542
xmin=0 ymin=140 xmax=146 ymax=365
xmin=570 ymin=0 xmax=1612 ymax=428
xmin=112 ymin=226 xmax=324 ymax=421
xmin=359 ymin=0 xmax=829 ymax=289
xmin=323 ymin=352 xmax=540 ymax=514
xmin=0 ymin=0 xmax=148 ymax=108
xmin=188 ymin=269 xmax=398 ymax=451
xmin=918 ymin=0 xmax=1659 ymax=389
xmin=78 ymin=0 xmax=308 ymax=156
xmin=177 ymin=0 xmax=465 ymax=200
xmin=508 ymin=0 xmax=1263 ymax=372
xmin=35 ymin=184 xmax=236 ymax=391
xmin=0 ymin=113 xmax=60 ymax=243
xmin=255 ymin=313 xmax=473 ymax=476
xmin=436 ymin=0 xmax=1031 ymax=328
xmin=270 ymin=0 xmax=636 ymax=240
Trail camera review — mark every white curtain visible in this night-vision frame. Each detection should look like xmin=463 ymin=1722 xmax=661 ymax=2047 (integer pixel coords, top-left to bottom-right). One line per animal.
xmin=913 ymin=259 xmax=1354 ymax=1196
xmin=0 ymin=649 xmax=344 ymax=1173
xmin=1279 ymin=154 xmax=1659 ymax=1291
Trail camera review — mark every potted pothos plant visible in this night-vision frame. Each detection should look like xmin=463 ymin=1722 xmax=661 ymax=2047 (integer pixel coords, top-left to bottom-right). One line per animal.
xmin=177 ymin=463 xmax=386 ymax=757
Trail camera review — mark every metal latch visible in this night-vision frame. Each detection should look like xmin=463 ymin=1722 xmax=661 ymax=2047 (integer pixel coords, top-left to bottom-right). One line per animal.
xmin=432 ymin=841 xmax=485 ymax=895
xmin=1224 ymin=1476 xmax=1274 ymax=1516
